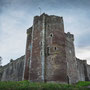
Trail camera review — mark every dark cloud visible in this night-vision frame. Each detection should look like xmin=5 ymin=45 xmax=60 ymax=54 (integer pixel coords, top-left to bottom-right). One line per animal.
xmin=0 ymin=0 xmax=90 ymax=65
xmin=1 ymin=0 xmax=90 ymax=11
xmin=0 ymin=0 xmax=3 ymax=13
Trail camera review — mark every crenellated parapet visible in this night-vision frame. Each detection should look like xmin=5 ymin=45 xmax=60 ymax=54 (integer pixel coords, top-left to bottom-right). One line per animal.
xmin=65 ymin=32 xmax=74 ymax=41
xmin=27 ymin=27 xmax=32 ymax=35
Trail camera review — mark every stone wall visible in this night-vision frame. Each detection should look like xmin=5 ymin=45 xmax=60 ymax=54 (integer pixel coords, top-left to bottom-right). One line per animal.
xmin=24 ymin=13 xmax=67 ymax=83
xmin=76 ymin=58 xmax=89 ymax=81
xmin=87 ymin=65 xmax=90 ymax=81
xmin=0 ymin=55 xmax=24 ymax=81
xmin=24 ymin=27 xmax=32 ymax=80
xmin=29 ymin=14 xmax=45 ymax=82
xmin=0 ymin=66 xmax=4 ymax=81
xmin=45 ymin=14 xmax=67 ymax=83
xmin=65 ymin=32 xmax=79 ymax=84
xmin=23 ymin=13 xmax=90 ymax=84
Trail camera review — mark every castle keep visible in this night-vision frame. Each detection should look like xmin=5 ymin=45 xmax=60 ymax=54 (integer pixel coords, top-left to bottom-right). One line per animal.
xmin=23 ymin=13 xmax=89 ymax=84
xmin=0 ymin=14 xmax=90 ymax=84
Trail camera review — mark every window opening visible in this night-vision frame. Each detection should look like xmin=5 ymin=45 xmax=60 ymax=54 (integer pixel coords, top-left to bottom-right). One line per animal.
xmin=47 ymin=47 xmax=50 ymax=56
xmin=55 ymin=47 xmax=57 ymax=50
xmin=50 ymin=33 xmax=53 ymax=37
xmin=41 ymin=42 xmax=42 ymax=46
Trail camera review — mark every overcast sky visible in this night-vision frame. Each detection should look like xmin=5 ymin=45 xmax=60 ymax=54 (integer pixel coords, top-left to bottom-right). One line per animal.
xmin=0 ymin=0 xmax=90 ymax=65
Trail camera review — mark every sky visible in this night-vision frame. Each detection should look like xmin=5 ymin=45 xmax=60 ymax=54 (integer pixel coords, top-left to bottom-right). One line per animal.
xmin=0 ymin=0 xmax=90 ymax=65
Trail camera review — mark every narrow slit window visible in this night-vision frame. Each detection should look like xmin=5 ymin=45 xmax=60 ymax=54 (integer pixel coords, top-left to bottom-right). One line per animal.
xmin=47 ymin=47 xmax=50 ymax=56
xmin=41 ymin=42 xmax=42 ymax=46
xmin=40 ymin=51 xmax=42 ymax=55
xmin=48 ymin=25 xmax=49 ymax=28
xmin=50 ymin=33 xmax=53 ymax=37
xmin=55 ymin=47 xmax=57 ymax=50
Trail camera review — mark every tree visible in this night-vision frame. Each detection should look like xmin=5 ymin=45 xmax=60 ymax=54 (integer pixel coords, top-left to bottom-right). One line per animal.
xmin=0 ymin=56 xmax=2 ymax=66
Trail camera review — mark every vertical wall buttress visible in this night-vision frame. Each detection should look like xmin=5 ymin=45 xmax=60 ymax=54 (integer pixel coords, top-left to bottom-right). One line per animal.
xmin=65 ymin=32 xmax=79 ymax=84
xmin=23 ymin=27 xmax=32 ymax=80
xmin=41 ymin=15 xmax=45 ymax=81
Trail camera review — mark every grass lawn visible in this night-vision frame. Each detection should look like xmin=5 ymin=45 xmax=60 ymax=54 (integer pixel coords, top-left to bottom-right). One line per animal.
xmin=0 ymin=80 xmax=90 ymax=90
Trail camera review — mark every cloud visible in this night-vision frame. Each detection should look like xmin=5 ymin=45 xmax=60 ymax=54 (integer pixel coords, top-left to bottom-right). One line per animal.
xmin=76 ymin=32 xmax=90 ymax=47
xmin=0 ymin=8 xmax=33 ymax=65
xmin=76 ymin=46 xmax=90 ymax=64
xmin=0 ymin=0 xmax=90 ymax=65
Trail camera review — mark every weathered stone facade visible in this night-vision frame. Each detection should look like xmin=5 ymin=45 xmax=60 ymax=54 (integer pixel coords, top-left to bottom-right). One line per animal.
xmin=23 ymin=13 xmax=90 ymax=84
xmin=0 ymin=14 xmax=90 ymax=84
xmin=24 ymin=13 xmax=67 ymax=83
xmin=0 ymin=56 xmax=24 ymax=81
xmin=76 ymin=58 xmax=90 ymax=81
xmin=65 ymin=32 xmax=79 ymax=84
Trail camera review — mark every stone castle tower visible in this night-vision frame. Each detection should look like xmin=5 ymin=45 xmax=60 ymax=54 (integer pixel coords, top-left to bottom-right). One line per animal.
xmin=23 ymin=13 xmax=79 ymax=84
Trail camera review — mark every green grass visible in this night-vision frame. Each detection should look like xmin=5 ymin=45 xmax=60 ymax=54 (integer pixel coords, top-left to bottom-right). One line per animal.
xmin=76 ymin=81 xmax=90 ymax=86
xmin=0 ymin=80 xmax=90 ymax=90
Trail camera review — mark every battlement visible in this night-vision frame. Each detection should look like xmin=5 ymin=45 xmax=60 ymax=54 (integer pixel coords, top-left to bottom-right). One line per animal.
xmin=34 ymin=13 xmax=63 ymax=24
xmin=76 ymin=58 xmax=87 ymax=64
xmin=34 ymin=13 xmax=63 ymax=19
xmin=27 ymin=27 xmax=32 ymax=35
xmin=82 ymin=60 xmax=87 ymax=63
xmin=65 ymin=32 xmax=74 ymax=41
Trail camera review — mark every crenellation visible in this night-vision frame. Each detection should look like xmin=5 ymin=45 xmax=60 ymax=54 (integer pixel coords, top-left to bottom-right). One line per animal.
xmin=66 ymin=32 xmax=74 ymax=41
xmin=27 ymin=27 xmax=32 ymax=35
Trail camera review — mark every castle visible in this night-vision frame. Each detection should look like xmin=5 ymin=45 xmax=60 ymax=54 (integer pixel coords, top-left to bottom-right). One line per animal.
xmin=0 ymin=14 xmax=90 ymax=84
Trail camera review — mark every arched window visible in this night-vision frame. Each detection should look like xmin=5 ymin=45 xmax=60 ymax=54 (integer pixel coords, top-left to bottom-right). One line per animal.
xmin=50 ymin=33 xmax=53 ymax=37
